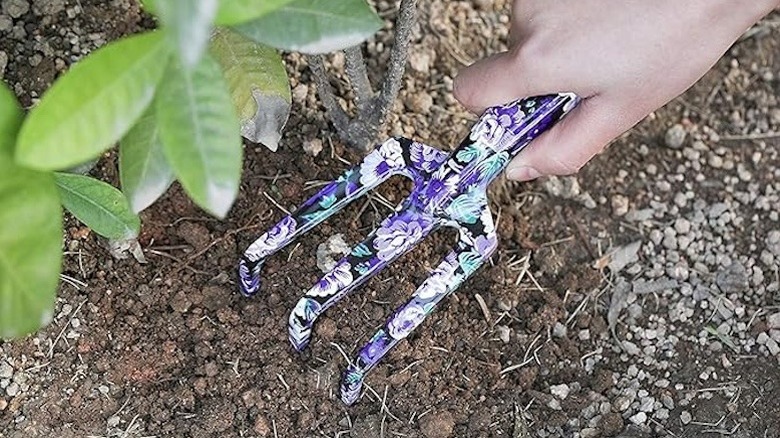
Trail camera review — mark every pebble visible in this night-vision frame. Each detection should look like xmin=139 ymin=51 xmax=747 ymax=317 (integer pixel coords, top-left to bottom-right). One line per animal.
xmin=680 ymin=411 xmax=692 ymax=424
xmin=611 ymin=194 xmax=629 ymax=216
xmin=768 ymin=312 xmax=780 ymax=330
xmin=107 ymin=415 xmax=120 ymax=428
xmin=0 ymin=363 xmax=12 ymax=379
xmin=496 ymin=325 xmax=510 ymax=344
xmin=629 ymin=412 xmax=647 ymax=425
xmin=552 ymin=322 xmax=567 ymax=338
xmin=766 ymin=339 xmax=780 ymax=356
xmin=5 ymin=382 xmax=19 ymax=397
xmin=302 ymin=138 xmax=323 ymax=156
xmin=315 ymin=234 xmax=351 ymax=273
xmin=665 ymin=124 xmax=686 ymax=149
xmin=716 ymin=262 xmax=749 ymax=294
xmin=550 ymin=384 xmax=570 ymax=400
xmin=580 ymin=428 xmax=599 ymax=438
xmin=2 ymin=0 xmax=29 ymax=18
xmin=0 ymin=398 xmax=6 ymax=411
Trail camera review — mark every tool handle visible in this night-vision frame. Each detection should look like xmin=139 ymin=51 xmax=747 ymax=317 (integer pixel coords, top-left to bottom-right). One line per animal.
xmin=454 ymin=93 xmax=580 ymax=163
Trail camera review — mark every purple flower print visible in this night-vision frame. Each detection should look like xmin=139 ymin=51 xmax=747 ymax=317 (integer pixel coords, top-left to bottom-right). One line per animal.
xmin=474 ymin=234 xmax=497 ymax=257
xmin=410 ymin=141 xmax=442 ymax=173
xmin=469 ymin=112 xmax=505 ymax=147
xmin=307 ymin=260 xmax=354 ymax=298
xmin=387 ymin=304 xmax=427 ymax=340
xmin=373 ymin=215 xmax=429 ymax=261
xmin=416 ymin=271 xmax=449 ymax=300
xmin=359 ymin=139 xmax=405 ymax=186
xmin=246 ymin=216 xmax=297 ymax=258
xmin=493 ymin=104 xmax=526 ymax=130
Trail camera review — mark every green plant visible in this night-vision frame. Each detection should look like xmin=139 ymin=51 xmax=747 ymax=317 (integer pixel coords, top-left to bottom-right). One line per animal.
xmin=1 ymin=0 xmax=384 ymax=338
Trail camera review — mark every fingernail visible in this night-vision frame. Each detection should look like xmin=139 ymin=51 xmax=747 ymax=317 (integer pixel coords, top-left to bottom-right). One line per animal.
xmin=506 ymin=166 xmax=542 ymax=182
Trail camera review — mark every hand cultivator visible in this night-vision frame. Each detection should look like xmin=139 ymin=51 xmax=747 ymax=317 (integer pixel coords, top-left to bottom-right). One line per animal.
xmin=239 ymin=93 xmax=580 ymax=405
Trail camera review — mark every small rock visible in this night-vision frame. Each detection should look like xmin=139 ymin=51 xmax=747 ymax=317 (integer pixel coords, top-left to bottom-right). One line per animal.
xmin=629 ymin=412 xmax=647 ymax=425
xmin=253 ymin=415 xmax=271 ymax=436
xmin=680 ymin=411 xmax=692 ymax=424
xmin=419 ymin=411 xmax=455 ymax=438
xmin=5 ymin=382 xmax=19 ymax=397
xmin=496 ymin=325 xmax=510 ymax=344
xmin=552 ymin=322 xmax=567 ymax=338
xmin=0 ymin=363 xmax=12 ymax=379
xmin=580 ymin=427 xmax=599 ymax=438
xmin=2 ymin=0 xmax=29 ymax=18
xmin=316 ymin=234 xmax=351 ymax=273
xmin=766 ymin=339 xmax=780 ymax=356
xmin=550 ymin=384 xmax=570 ymax=400
xmin=107 ymin=415 xmax=120 ymax=428
xmin=716 ymin=262 xmax=749 ymax=294
xmin=611 ymin=194 xmax=629 ymax=216
xmin=0 ymin=398 xmax=6 ymax=411
xmin=406 ymin=93 xmax=433 ymax=114
xmin=767 ymin=312 xmax=780 ymax=330
xmin=665 ymin=124 xmax=686 ymax=149
xmin=302 ymin=138 xmax=323 ymax=157
xmin=408 ymin=50 xmax=432 ymax=73
xmin=757 ymin=332 xmax=769 ymax=345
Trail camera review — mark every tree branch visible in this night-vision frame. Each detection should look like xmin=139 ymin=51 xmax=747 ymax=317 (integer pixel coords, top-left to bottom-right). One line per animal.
xmin=344 ymin=46 xmax=374 ymax=111
xmin=376 ymin=0 xmax=417 ymax=124
xmin=309 ymin=55 xmax=350 ymax=133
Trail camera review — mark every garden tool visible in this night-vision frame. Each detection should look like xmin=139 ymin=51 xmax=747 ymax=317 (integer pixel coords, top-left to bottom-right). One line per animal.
xmin=239 ymin=92 xmax=580 ymax=405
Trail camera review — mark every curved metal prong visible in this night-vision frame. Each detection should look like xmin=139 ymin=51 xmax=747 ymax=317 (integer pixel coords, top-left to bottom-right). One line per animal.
xmin=340 ymin=211 xmax=498 ymax=405
xmin=288 ymin=206 xmax=439 ymax=351
xmin=239 ymin=138 xmax=447 ymax=296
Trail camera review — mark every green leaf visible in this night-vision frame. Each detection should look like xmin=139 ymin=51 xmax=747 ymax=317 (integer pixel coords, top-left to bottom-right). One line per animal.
xmin=119 ymin=106 xmax=175 ymax=213
xmin=154 ymin=0 xmax=218 ymax=68
xmin=156 ymin=54 xmax=242 ymax=218
xmin=142 ymin=0 xmax=295 ymax=25
xmin=0 ymin=82 xmax=62 ymax=339
xmin=0 ymin=80 xmax=22 ymax=159
xmin=210 ymin=27 xmax=291 ymax=151
xmin=54 ymin=173 xmax=141 ymax=240
xmin=16 ymin=32 xmax=170 ymax=170
xmin=235 ymin=0 xmax=383 ymax=54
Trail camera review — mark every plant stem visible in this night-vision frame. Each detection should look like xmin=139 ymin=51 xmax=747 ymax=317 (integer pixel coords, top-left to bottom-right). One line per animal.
xmin=309 ymin=55 xmax=349 ymax=133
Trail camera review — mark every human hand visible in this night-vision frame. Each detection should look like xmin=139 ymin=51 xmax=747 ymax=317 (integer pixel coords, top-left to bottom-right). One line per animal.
xmin=454 ymin=0 xmax=779 ymax=181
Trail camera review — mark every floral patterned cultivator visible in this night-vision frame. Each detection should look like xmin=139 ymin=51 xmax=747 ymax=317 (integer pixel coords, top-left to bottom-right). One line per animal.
xmin=239 ymin=93 xmax=580 ymax=405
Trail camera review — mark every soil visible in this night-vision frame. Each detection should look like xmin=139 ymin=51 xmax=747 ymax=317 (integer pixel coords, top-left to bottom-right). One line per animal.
xmin=1 ymin=1 xmax=779 ymax=438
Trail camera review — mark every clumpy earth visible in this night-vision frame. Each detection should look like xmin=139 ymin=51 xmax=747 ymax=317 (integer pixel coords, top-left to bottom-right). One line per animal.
xmin=1 ymin=1 xmax=780 ymax=437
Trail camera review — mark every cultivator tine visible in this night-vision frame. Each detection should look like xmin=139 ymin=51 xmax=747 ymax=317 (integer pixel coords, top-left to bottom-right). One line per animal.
xmin=340 ymin=210 xmax=498 ymax=405
xmin=288 ymin=206 xmax=439 ymax=351
xmin=239 ymin=138 xmax=447 ymax=296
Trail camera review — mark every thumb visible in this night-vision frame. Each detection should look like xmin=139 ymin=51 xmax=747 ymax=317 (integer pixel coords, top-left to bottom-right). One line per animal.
xmin=454 ymin=49 xmax=556 ymax=113
xmin=505 ymin=96 xmax=638 ymax=181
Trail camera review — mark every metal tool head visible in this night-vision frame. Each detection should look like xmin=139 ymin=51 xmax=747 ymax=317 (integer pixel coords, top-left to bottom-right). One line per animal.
xmin=239 ymin=93 xmax=580 ymax=405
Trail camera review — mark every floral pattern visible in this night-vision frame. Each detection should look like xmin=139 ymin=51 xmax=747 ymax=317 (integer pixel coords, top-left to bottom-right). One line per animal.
xmin=373 ymin=214 xmax=432 ymax=261
xmin=307 ymin=261 xmax=353 ymax=298
xmin=239 ymin=93 xmax=580 ymax=405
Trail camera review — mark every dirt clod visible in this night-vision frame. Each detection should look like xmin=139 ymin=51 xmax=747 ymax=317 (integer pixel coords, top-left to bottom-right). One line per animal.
xmin=419 ymin=411 xmax=455 ymax=438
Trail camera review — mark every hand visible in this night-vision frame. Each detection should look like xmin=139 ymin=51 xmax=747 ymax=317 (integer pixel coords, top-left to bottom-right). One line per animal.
xmin=454 ymin=0 xmax=779 ymax=181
